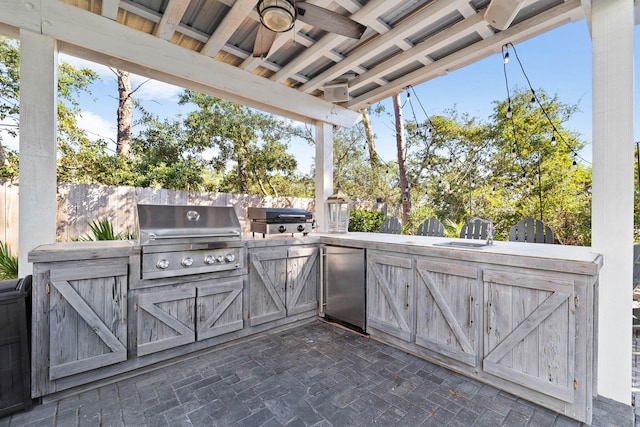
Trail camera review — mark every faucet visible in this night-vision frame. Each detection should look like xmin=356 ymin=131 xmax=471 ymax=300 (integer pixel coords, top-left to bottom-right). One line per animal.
xmin=470 ymin=217 xmax=494 ymax=245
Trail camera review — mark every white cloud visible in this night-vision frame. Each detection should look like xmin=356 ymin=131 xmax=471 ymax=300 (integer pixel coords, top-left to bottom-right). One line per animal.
xmin=0 ymin=117 xmax=19 ymax=152
xmin=59 ymin=54 xmax=112 ymax=80
xmin=60 ymin=53 xmax=182 ymax=102
xmin=77 ymin=111 xmax=117 ymax=150
xmin=131 ymin=77 xmax=183 ymax=102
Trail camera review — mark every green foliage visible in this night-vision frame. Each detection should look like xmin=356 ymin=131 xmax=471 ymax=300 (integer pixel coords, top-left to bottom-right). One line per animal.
xmin=443 ymin=218 xmax=466 ymax=238
xmin=349 ymin=210 xmax=384 ymax=232
xmin=403 ymin=88 xmax=592 ymax=245
xmin=77 ymin=217 xmax=135 ymax=241
xmin=0 ymin=36 xmax=101 ymax=183
xmin=0 ymin=241 xmax=18 ymax=279
xmin=179 ymin=91 xmax=300 ymax=196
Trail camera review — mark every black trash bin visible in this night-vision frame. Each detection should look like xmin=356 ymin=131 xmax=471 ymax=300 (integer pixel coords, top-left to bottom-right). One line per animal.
xmin=0 ymin=275 xmax=32 ymax=417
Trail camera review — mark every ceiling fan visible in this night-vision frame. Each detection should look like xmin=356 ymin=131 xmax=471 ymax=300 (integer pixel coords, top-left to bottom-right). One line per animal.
xmin=253 ymin=0 xmax=367 ymax=57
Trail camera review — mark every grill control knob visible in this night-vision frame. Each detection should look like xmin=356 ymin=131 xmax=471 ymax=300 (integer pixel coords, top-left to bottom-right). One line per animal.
xmin=225 ymin=253 xmax=236 ymax=262
xmin=278 ymin=225 xmax=286 ymax=233
xmin=181 ymin=257 xmax=194 ymax=267
xmin=216 ymin=255 xmax=225 ymax=263
xmin=297 ymin=224 xmax=306 ymax=232
xmin=156 ymin=259 xmax=170 ymax=270
xmin=204 ymin=255 xmax=216 ymax=265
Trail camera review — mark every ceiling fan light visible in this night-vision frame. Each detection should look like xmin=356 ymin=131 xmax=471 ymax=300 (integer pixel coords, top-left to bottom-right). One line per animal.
xmin=258 ymin=0 xmax=296 ymax=33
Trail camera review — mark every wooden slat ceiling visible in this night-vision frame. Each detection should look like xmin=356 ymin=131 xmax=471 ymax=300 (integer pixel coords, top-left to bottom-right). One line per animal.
xmin=7 ymin=0 xmax=586 ymax=125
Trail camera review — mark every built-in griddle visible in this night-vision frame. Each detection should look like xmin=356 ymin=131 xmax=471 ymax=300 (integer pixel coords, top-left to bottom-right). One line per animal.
xmin=247 ymin=207 xmax=314 ymax=237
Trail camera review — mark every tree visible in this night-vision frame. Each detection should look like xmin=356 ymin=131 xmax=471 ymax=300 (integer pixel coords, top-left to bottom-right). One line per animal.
xmin=0 ymin=37 xmax=19 ymax=173
xmin=179 ymin=91 xmax=299 ymax=195
xmin=393 ymin=93 xmax=411 ymax=225
xmin=361 ymin=107 xmax=380 ymax=188
xmin=403 ymin=88 xmax=591 ymax=245
xmin=0 ymin=36 xmax=101 ymax=182
xmin=130 ymin=110 xmax=210 ymax=190
xmin=115 ymin=69 xmax=132 ymax=158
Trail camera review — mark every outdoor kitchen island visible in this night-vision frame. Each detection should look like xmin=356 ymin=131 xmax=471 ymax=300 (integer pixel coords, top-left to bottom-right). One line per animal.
xmin=320 ymin=232 xmax=601 ymax=424
xmin=28 ymin=233 xmax=601 ymax=424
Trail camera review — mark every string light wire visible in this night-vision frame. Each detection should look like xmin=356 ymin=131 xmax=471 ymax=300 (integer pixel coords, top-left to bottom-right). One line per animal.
xmin=502 ymin=42 xmax=590 ymax=165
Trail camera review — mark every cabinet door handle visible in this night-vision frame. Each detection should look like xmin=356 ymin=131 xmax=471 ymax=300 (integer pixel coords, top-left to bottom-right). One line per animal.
xmin=468 ymin=295 xmax=473 ymax=327
xmin=199 ymin=303 xmax=203 ymax=322
xmin=404 ymin=284 xmax=409 ymax=308
xmin=487 ymin=284 xmax=493 ymax=334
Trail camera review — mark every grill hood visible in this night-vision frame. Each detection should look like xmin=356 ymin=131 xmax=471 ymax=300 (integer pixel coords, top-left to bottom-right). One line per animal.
xmin=137 ymin=204 xmax=241 ymax=246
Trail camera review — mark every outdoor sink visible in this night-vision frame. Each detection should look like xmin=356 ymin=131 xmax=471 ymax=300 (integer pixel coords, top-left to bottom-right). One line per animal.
xmin=433 ymin=241 xmax=490 ymax=249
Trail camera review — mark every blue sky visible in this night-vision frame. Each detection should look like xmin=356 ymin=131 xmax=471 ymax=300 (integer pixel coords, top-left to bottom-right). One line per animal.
xmin=6 ymin=17 xmax=637 ymax=175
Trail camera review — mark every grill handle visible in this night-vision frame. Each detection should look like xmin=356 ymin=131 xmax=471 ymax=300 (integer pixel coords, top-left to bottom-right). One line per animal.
xmin=277 ymin=214 xmax=308 ymax=219
xmin=148 ymin=231 xmax=240 ymax=240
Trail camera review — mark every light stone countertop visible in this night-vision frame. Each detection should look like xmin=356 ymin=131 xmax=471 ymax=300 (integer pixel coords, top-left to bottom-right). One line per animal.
xmin=318 ymin=232 xmax=602 ymax=276
xmin=27 ymin=232 xmax=603 ymax=276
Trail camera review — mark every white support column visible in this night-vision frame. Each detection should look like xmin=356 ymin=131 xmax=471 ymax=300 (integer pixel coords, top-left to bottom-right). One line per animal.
xmin=18 ymin=31 xmax=58 ymax=277
xmin=314 ymin=121 xmax=333 ymax=232
xmin=591 ymin=0 xmax=634 ymax=404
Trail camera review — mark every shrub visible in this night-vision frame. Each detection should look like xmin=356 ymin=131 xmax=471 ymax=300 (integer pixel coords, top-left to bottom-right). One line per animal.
xmin=349 ymin=210 xmax=385 ymax=232
xmin=77 ymin=217 xmax=136 ymax=241
xmin=0 ymin=241 xmax=18 ymax=279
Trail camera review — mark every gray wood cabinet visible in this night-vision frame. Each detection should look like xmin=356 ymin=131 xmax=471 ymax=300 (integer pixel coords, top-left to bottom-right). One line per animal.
xmin=415 ymin=259 xmax=480 ymax=367
xmin=362 ymin=242 xmax=596 ymax=424
xmin=482 ymin=269 xmax=577 ymax=403
xmin=248 ymin=246 xmax=318 ymax=326
xmin=367 ymin=251 xmax=414 ymax=341
xmin=136 ymin=277 xmax=243 ymax=356
xmin=31 ymin=256 xmax=130 ymax=397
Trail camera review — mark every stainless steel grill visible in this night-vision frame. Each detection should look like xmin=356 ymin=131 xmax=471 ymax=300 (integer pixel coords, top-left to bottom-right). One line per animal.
xmin=137 ymin=204 xmax=244 ymax=280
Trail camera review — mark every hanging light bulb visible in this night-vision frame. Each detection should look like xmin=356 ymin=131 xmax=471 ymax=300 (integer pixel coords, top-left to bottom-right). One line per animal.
xmin=572 ymin=159 xmax=577 ymax=167
xmin=529 ymin=90 xmax=536 ymax=107
xmin=551 ymin=135 xmax=557 ymax=146
xmin=503 ymin=51 xmax=510 ymax=64
xmin=428 ymin=127 xmax=433 ymax=136
xmin=506 ymin=106 xmax=512 ymax=119
xmin=492 ymin=185 xmax=497 ymax=191
xmin=511 ymin=146 xmax=517 ymax=158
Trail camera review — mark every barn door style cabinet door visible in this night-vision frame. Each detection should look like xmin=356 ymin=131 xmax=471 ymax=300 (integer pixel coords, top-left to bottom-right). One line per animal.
xmin=31 ymin=259 xmax=129 ymax=398
xmin=367 ymin=251 xmax=415 ymax=342
xmin=136 ymin=277 xmax=243 ymax=356
xmin=482 ymin=269 xmax=582 ymax=411
xmin=248 ymin=246 xmax=319 ymax=327
xmin=414 ymin=259 xmax=480 ymax=367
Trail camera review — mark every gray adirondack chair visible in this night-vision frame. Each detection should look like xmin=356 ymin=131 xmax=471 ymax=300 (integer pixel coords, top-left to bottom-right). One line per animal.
xmin=416 ymin=217 xmax=444 ymax=237
xmin=460 ymin=218 xmax=490 ymax=240
xmin=379 ymin=217 xmax=402 ymax=234
xmin=508 ymin=217 xmax=554 ymax=244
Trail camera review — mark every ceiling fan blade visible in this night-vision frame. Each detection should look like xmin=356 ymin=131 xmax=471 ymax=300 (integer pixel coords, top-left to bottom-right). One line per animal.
xmin=295 ymin=2 xmax=366 ymax=39
xmin=253 ymin=25 xmax=277 ymax=57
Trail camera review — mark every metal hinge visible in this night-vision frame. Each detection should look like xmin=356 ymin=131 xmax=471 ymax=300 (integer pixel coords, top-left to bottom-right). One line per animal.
xmin=574 ymin=379 xmax=578 ymax=390
xmin=46 ymin=283 xmax=50 ymax=294
xmin=574 ymin=295 xmax=580 ymax=307
xmin=134 ymin=303 xmax=138 ymax=312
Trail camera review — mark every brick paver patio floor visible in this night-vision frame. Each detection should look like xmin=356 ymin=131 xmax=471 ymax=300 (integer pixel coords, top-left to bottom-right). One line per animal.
xmin=1 ymin=320 xmax=634 ymax=426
